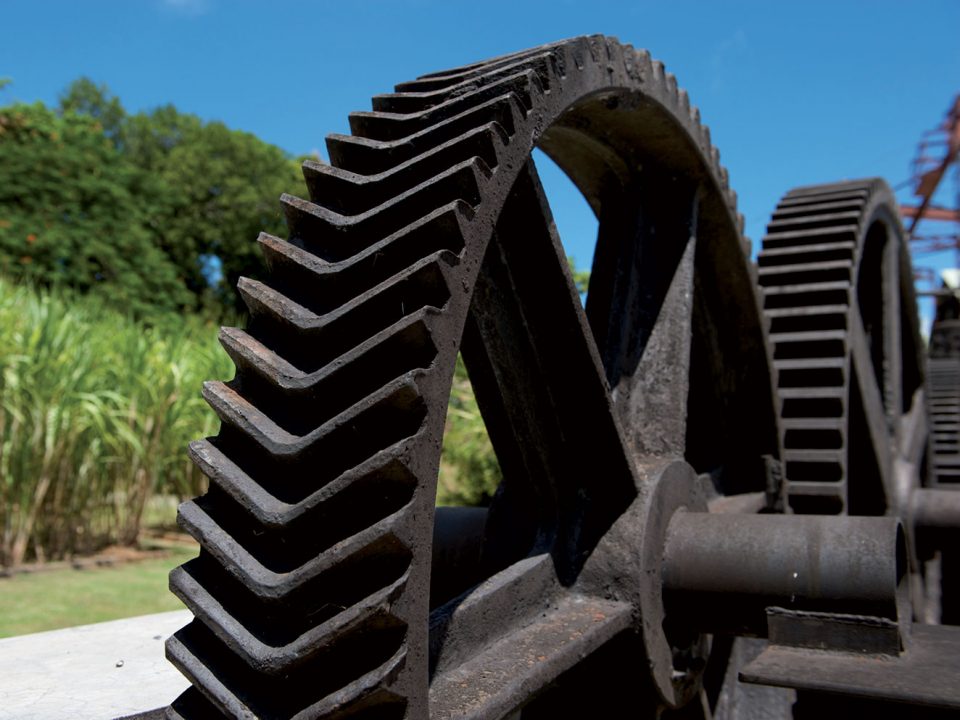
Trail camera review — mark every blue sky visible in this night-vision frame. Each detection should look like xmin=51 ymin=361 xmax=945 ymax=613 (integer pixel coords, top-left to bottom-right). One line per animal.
xmin=2 ymin=0 xmax=958 ymax=322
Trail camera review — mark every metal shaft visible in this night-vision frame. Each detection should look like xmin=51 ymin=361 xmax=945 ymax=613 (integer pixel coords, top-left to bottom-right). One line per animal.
xmin=913 ymin=488 xmax=960 ymax=530
xmin=661 ymin=512 xmax=905 ymax=635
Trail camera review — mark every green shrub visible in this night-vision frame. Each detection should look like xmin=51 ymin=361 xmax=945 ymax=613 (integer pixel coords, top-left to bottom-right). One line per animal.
xmin=0 ymin=279 xmax=230 ymax=566
xmin=0 ymin=277 xmax=507 ymax=565
xmin=437 ymin=356 xmax=502 ymax=506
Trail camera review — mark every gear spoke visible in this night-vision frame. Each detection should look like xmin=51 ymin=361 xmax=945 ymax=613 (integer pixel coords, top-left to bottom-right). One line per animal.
xmin=586 ymin=175 xmax=700 ymax=459
xmin=849 ymin=307 xmax=895 ymax=499
xmin=461 ymin=158 xmax=637 ymax=579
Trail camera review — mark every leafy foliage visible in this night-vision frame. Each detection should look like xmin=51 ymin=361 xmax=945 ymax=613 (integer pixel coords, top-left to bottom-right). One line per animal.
xmin=568 ymin=255 xmax=591 ymax=294
xmin=0 ymin=279 xmax=231 ymax=566
xmin=58 ymin=77 xmax=125 ymax=141
xmin=438 ymin=356 xmax=502 ymax=506
xmin=0 ymin=102 xmax=191 ymax=315
xmin=121 ymin=103 xmax=304 ymax=310
xmin=0 ymin=78 xmax=305 ymax=317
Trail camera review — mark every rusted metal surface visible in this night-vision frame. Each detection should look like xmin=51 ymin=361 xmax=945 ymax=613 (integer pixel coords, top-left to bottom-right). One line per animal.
xmin=662 ymin=514 xmax=905 ymax=636
xmin=913 ymin=488 xmax=960 ymax=529
xmin=741 ymin=624 xmax=960 ymax=710
xmin=764 ymin=607 xmax=902 ymax=656
xmin=905 ymin=95 xmax=959 ymax=238
xmin=166 ymin=36 xmax=779 ymax=719
xmin=742 ymin=179 xmax=960 ymax=710
xmin=922 ymin=284 xmax=960 ymax=625
xmin=901 ymin=205 xmax=960 ymax=222
xmin=164 ymin=37 xmax=960 ymax=719
xmin=928 ymin=288 xmax=960 ymax=487
xmin=757 ymin=179 xmax=926 ymax=517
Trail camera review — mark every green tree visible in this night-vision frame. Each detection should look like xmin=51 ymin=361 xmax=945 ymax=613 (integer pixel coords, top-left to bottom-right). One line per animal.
xmin=438 ymin=356 xmax=502 ymax=506
xmin=128 ymin=111 xmax=304 ymax=309
xmin=58 ymin=77 xmax=126 ymax=143
xmin=0 ymin=102 xmax=191 ymax=315
xmin=568 ymin=255 xmax=590 ymax=294
xmin=1 ymin=78 xmax=307 ymax=316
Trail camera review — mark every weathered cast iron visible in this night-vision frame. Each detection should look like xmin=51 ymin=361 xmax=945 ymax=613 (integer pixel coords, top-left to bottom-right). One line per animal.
xmin=163 ymin=37 xmax=960 ymax=719
xmin=757 ymin=179 xmax=926 ymax=517
xmin=928 ymin=285 xmax=960 ymax=488
xmin=921 ymin=286 xmax=960 ymax=624
xmin=755 ymin=179 xmax=960 ymax=623
xmin=741 ymin=179 xmax=960 ymax=713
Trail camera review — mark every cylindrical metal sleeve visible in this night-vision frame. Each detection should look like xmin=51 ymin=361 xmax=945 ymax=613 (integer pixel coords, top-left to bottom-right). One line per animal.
xmin=913 ymin=488 xmax=960 ymax=530
xmin=662 ymin=512 xmax=903 ymax=606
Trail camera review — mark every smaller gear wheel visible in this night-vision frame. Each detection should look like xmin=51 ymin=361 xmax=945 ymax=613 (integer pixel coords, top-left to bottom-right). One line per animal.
xmin=757 ymin=178 xmax=925 ymax=517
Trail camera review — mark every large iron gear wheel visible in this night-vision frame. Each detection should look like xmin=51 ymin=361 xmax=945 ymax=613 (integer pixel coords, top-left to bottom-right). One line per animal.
xmin=757 ymin=179 xmax=926 ymax=517
xmin=166 ymin=36 xmax=779 ymax=719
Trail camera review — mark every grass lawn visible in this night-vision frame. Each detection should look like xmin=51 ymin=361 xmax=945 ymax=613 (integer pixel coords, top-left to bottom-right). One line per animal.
xmin=0 ymin=544 xmax=198 ymax=638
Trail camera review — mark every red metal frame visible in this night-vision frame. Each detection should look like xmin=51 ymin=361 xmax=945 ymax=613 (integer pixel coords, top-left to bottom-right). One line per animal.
xmin=904 ymin=95 xmax=960 ymax=254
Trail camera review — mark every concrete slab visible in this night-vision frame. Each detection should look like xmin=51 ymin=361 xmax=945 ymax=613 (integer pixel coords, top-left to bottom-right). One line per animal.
xmin=0 ymin=610 xmax=191 ymax=720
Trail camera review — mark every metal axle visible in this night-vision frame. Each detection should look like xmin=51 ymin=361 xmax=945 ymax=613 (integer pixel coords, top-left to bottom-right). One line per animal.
xmin=662 ymin=512 xmax=905 ymax=636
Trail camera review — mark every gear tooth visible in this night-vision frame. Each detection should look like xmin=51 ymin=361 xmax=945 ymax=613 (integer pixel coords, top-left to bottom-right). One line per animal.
xmin=604 ymin=36 xmax=618 ymax=57
xmin=697 ymin=121 xmax=709 ymax=151
xmin=545 ymin=44 xmax=567 ymax=81
xmin=260 ymin=206 xmax=469 ymax=317
xmin=586 ymin=35 xmax=605 ymax=63
xmin=348 ymin=71 xmax=539 ymax=142
xmin=327 ymin=92 xmax=524 ymax=175
xmin=652 ymin=59 xmax=666 ymax=84
xmin=236 ymin=277 xmax=317 ymax=334
xmin=200 ymin=380 xmax=300 ymax=456
xmin=190 ymin=434 xmax=420 ymax=530
xmin=170 ymin=553 xmax=410 ymax=675
xmin=602 ymin=37 xmax=625 ymax=80
xmin=634 ymin=49 xmax=654 ymax=86
xmin=177 ymin=445 xmax=417 ymax=599
xmin=384 ymin=52 xmax=562 ymax=111
xmin=235 ymin=253 xmax=456 ymax=391
xmin=167 ymin=621 xmax=409 ymax=718
xmin=678 ymin=88 xmax=691 ymax=118
xmin=665 ymin=71 xmax=678 ymax=101
xmin=283 ymin=159 xmax=486 ymax=263
xmin=304 ymin=125 xmax=504 ymax=214
xmin=221 ymin=313 xmax=438 ymax=430
xmin=562 ymin=36 xmax=587 ymax=72
xmin=167 ymin=687 xmax=226 ymax=719
xmin=620 ymin=44 xmax=639 ymax=81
